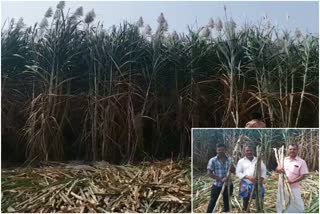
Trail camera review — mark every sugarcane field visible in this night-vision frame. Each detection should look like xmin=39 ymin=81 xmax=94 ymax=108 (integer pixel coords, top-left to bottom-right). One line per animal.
xmin=193 ymin=129 xmax=319 ymax=213
xmin=1 ymin=1 xmax=319 ymax=213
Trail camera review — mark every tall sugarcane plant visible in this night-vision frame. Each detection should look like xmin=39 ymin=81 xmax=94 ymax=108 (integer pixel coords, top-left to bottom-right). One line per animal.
xmin=22 ymin=3 xmax=84 ymax=161
xmin=1 ymin=1 xmax=319 ymax=163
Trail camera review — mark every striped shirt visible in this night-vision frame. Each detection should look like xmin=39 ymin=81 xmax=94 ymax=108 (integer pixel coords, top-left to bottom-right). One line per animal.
xmin=207 ymin=155 xmax=232 ymax=186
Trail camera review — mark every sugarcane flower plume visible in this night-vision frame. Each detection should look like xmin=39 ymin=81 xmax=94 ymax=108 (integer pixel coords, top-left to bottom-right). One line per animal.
xmin=10 ymin=18 xmax=15 ymax=26
xmin=56 ymin=1 xmax=65 ymax=10
xmin=157 ymin=12 xmax=168 ymax=32
xmin=144 ymin=24 xmax=152 ymax=36
xmin=85 ymin=9 xmax=96 ymax=24
xmin=44 ymin=7 xmax=53 ymax=18
xmin=295 ymin=28 xmax=303 ymax=39
xmin=157 ymin=12 xmax=166 ymax=25
xmin=137 ymin=16 xmax=144 ymax=27
xmin=16 ymin=17 xmax=25 ymax=28
xmin=225 ymin=18 xmax=236 ymax=30
xmin=216 ymin=18 xmax=223 ymax=31
xmin=162 ymin=21 xmax=168 ymax=31
xmin=39 ymin=17 xmax=48 ymax=29
xmin=69 ymin=6 xmax=83 ymax=23
xmin=74 ymin=6 xmax=83 ymax=17
xmin=265 ymin=20 xmax=272 ymax=30
xmin=208 ymin=18 xmax=215 ymax=29
xmin=171 ymin=30 xmax=179 ymax=40
xmin=199 ymin=26 xmax=211 ymax=38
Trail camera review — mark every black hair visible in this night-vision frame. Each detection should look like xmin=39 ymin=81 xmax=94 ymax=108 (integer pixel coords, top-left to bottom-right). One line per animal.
xmin=244 ymin=144 xmax=255 ymax=151
xmin=216 ymin=143 xmax=227 ymax=149
xmin=250 ymin=112 xmax=263 ymax=120
xmin=288 ymin=143 xmax=299 ymax=150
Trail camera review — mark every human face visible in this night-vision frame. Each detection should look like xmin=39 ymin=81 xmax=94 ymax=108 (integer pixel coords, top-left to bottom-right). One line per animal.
xmin=216 ymin=146 xmax=226 ymax=157
xmin=245 ymin=147 xmax=254 ymax=159
xmin=288 ymin=145 xmax=298 ymax=158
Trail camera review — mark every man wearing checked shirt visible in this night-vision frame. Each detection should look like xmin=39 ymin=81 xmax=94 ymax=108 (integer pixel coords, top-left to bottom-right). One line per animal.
xmin=206 ymin=143 xmax=235 ymax=213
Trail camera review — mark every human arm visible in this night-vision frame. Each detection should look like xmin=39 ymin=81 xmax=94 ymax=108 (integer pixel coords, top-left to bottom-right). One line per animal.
xmin=287 ymin=174 xmax=307 ymax=184
xmin=207 ymin=159 xmax=222 ymax=181
xmin=275 ymin=165 xmax=285 ymax=173
xmin=243 ymin=162 xmax=266 ymax=183
xmin=207 ymin=169 xmax=223 ymax=182
xmin=236 ymin=160 xmax=255 ymax=182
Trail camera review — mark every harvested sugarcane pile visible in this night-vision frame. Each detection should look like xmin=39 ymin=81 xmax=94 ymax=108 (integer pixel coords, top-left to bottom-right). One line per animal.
xmin=193 ymin=171 xmax=319 ymax=213
xmin=1 ymin=159 xmax=191 ymax=213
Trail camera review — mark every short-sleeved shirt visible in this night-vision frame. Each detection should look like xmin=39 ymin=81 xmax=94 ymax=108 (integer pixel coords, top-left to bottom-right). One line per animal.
xmin=236 ymin=156 xmax=267 ymax=184
xmin=207 ymin=155 xmax=232 ymax=187
xmin=284 ymin=156 xmax=309 ymax=189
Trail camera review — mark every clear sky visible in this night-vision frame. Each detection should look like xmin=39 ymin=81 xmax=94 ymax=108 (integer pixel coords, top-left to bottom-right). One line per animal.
xmin=1 ymin=1 xmax=319 ymax=34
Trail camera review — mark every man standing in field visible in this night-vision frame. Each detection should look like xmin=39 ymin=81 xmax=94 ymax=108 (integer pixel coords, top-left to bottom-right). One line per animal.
xmin=206 ymin=143 xmax=235 ymax=213
xmin=275 ymin=143 xmax=309 ymax=213
xmin=236 ymin=145 xmax=267 ymax=212
xmin=245 ymin=112 xmax=266 ymax=128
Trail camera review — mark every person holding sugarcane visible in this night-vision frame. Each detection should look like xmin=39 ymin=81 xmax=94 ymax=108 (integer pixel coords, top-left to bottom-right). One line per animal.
xmin=236 ymin=145 xmax=267 ymax=212
xmin=275 ymin=143 xmax=309 ymax=213
xmin=206 ymin=143 xmax=235 ymax=213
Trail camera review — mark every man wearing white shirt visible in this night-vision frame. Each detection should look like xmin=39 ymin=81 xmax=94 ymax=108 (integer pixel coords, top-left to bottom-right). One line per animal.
xmin=236 ymin=145 xmax=267 ymax=211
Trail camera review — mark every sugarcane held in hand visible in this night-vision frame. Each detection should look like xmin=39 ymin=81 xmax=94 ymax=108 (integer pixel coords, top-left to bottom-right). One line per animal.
xmin=236 ymin=145 xmax=267 ymax=212
xmin=275 ymin=143 xmax=309 ymax=213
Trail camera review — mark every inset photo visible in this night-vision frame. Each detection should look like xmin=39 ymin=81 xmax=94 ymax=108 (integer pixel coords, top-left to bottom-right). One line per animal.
xmin=192 ymin=129 xmax=319 ymax=213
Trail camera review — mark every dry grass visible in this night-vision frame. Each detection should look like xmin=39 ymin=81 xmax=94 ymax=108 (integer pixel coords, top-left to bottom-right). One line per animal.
xmin=1 ymin=159 xmax=191 ymax=213
xmin=193 ymin=171 xmax=319 ymax=213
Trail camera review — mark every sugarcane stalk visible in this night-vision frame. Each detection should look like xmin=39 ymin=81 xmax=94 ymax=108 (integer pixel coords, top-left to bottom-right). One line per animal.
xmin=246 ymin=145 xmax=263 ymax=212
xmin=279 ymin=148 xmax=286 ymax=209
xmin=256 ymin=146 xmax=260 ymax=211
xmin=256 ymin=146 xmax=263 ymax=212
xmin=273 ymin=148 xmax=286 ymax=210
xmin=283 ymin=173 xmax=295 ymax=201
xmin=227 ymin=180 xmax=232 ymax=213
xmin=273 ymin=146 xmax=296 ymax=212
xmin=212 ymin=169 xmax=231 ymax=213
xmin=277 ymin=147 xmax=286 ymax=209
xmin=246 ymin=182 xmax=255 ymax=212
